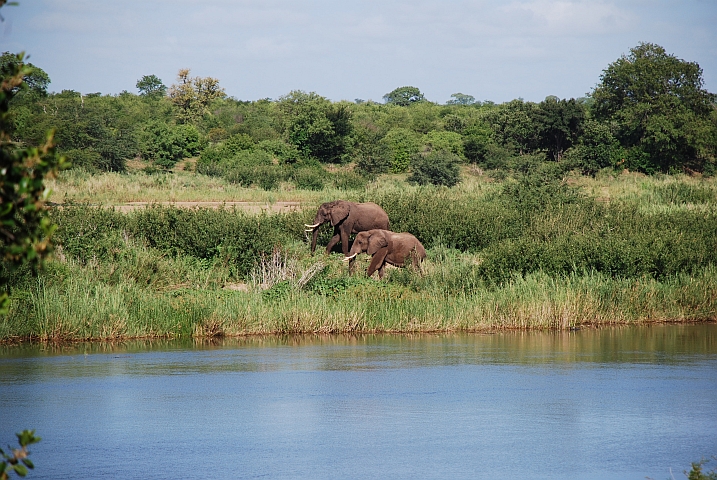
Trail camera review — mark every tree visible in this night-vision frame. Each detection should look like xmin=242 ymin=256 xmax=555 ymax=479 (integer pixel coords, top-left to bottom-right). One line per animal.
xmin=276 ymin=91 xmax=352 ymax=163
xmin=535 ymin=97 xmax=585 ymax=161
xmin=383 ymin=86 xmax=425 ymax=106
xmin=591 ymin=42 xmax=716 ymax=173
xmin=136 ymin=74 xmax=166 ymax=97
xmin=1 ymin=47 xmax=65 ymax=311
xmin=168 ymin=69 xmax=225 ymax=123
xmin=485 ymin=99 xmax=540 ymax=155
xmin=1 ymin=52 xmax=49 ymax=98
xmin=446 ymin=93 xmax=475 ymax=105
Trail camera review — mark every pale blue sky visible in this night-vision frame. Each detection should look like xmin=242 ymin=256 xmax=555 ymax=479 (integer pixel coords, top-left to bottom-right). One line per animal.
xmin=2 ymin=0 xmax=716 ymax=103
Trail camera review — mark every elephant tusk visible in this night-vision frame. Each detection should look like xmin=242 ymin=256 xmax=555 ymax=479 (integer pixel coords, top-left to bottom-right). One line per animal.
xmin=304 ymin=223 xmax=321 ymax=229
xmin=343 ymin=253 xmax=358 ymax=262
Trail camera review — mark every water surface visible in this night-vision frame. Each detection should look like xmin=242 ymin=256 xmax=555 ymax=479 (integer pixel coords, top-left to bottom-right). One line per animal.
xmin=1 ymin=324 xmax=716 ymax=479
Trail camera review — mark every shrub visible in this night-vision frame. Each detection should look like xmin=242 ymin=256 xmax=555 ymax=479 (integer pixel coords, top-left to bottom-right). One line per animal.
xmin=257 ymin=139 xmax=301 ymax=164
xmin=331 ymin=170 xmax=368 ymax=190
xmin=381 ymin=127 xmax=421 ymax=173
xmin=292 ymin=167 xmax=325 ymax=190
xmin=407 ymin=150 xmax=461 ymax=187
xmin=423 ymin=131 xmax=464 ymax=159
xmin=62 ymin=149 xmax=104 ymax=173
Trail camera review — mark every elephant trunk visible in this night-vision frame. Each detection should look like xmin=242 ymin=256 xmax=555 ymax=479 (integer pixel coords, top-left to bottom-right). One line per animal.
xmin=310 ymin=225 xmax=321 ymax=254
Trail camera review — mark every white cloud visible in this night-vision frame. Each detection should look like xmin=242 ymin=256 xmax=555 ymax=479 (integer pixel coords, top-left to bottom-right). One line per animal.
xmin=500 ymin=0 xmax=635 ymax=35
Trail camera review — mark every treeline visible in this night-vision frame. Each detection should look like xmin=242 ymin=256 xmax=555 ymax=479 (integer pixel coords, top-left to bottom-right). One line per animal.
xmin=3 ymin=42 xmax=717 ymax=186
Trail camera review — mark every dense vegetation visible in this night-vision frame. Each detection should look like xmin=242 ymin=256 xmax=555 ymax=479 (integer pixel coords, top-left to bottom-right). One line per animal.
xmin=3 ymin=43 xmax=715 ymax=186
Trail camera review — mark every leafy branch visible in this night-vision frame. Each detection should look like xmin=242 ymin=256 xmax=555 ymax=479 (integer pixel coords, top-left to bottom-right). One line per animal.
xmin=0 ymin=430 xmax=40 ymax=479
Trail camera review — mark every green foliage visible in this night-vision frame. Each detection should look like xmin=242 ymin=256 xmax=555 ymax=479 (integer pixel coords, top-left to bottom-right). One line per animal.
xmin=1 ymin=52 xmax=49 ymax=98
xmin=331 ymin=170 xmax=368 ymax=190
xmin=168 ymin=69 xmax=225 ymax=124
xmin=354 ymin=140 xmax=391 ymax=177
xmin=0 ymin=430 xmax=40 ymax=480
xmin=535 ymin=97 xmax=586 ymax=161
xmin=291 ymin=166 xmax=325 ymax=190
xmin=383 ymin=86 xmax=425 ymax=106
xmin=407 ymin=150 xmax=461 ymax=187
xmin=277 ymin=91 xmax=352 ymax=163
xmin=225 ymin=164 xmax=284 ymax=190
xmin=197 ymin=133 xmax=255 ymax=167
xmin=262 ymin=279 xmax=293 ymax=301
xmin=141 ymin=122 xmax=204 ymax=168
xmin=135 ymin=74 xmax=167 ymax=97
xmin=562 ymin=119 xmax=623 ymax=175
xmin=686 ymin=457 xmax=717 ymax=480
xmin=256 ymin=139 xmax=300 ymax=164
xmin=445 ymin=93 xmax=475 ymax=105
xmin=484 ymin=99 xmax=540 ymax=155
xmin=423 ymin=131 xmax=464 ymax=159
xmin=1 ymin=51 xmax=66 ymax=313
xmin=591 ymin=43 xmax=716 ymax=173
xmin=381 ymin=127 xmax=421 ymax=173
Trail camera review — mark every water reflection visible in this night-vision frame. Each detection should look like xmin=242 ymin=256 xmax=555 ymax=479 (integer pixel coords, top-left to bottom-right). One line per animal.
xmin=1 ymin=324 xmax=716 ymax=480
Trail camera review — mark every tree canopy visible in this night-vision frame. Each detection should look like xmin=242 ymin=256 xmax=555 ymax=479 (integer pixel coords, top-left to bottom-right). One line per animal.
xmin=591 ymin=42 xmax=716 ymax=173
xmin=136 ymin=74 xmax=167 ymax=97
xmin=383 ymin=86 xmax=425 ymax=106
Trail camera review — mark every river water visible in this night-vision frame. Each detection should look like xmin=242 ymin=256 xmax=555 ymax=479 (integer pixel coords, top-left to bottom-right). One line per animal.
xmin=1 ymin=324 xmax=716 ymax=480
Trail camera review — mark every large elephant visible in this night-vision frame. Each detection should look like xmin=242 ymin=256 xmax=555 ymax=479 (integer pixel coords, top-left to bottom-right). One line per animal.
xmin=305 ymin=200 xmax=390 ymax=256
xmin=343 ymin=229 xmax=426 ymax=279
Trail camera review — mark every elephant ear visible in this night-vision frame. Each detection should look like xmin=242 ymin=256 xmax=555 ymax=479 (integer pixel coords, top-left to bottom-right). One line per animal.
xmin=329 ymin=202 xmax=350 ymax=226
xmin=367 ymin=231 xmax=389 ymax=256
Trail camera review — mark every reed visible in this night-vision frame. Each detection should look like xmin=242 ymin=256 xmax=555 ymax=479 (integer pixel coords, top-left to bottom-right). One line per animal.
xmin=3 ymin=261 xmax=715 ymax=341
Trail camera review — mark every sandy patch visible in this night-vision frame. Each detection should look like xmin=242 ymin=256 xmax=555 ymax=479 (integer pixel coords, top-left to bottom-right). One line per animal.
xmin=107 ymin=201 xmax=304 ymax=214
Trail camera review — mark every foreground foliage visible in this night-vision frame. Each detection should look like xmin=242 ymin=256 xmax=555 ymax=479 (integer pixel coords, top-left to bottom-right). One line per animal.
xmin=0 ymin=430 xmax=40 ymax=480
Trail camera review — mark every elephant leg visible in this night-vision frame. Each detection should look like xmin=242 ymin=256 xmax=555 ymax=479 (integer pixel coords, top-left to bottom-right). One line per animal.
xmin=367 ymin=247 xmax=389 ymax=278
xmin=339 ymin=228 xmax=351 ymax=256
xmin=325 ymin=231 xmax=341 ymax=254
xmin=378 ymin=264 xmax=386 ymax=279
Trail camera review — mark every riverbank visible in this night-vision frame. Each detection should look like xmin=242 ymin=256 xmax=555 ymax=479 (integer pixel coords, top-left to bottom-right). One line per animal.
xmin=2 ymin=267 xmax=716 ymax=343
xmin=2 ymin=170 xmax=716 ymax=342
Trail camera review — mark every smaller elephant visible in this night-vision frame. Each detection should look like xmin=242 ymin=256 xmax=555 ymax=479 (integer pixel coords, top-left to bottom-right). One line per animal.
xmin=343 ymin=229 xmax=426 ymax=279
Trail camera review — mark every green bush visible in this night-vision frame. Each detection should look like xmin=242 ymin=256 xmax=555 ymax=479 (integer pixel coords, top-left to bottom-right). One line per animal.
xmin=225 ymin=164 xmax=285 ymax=190
xmin=140 ymin=122 xmax=204 ymax=169
xmin=62 ymin=149 xmax=104 ymax=173
xmin=51 ymin=206 xmax=305 ymax=280
xmin=257 ymin=139 xmax=301 ymax=164
xmin=407 ymin=150 xmax=461 ymax=187
xmin=292 ymin=167 xmax=325 ymax=190
xmin=331 ymin=170 xmax=368 ymax=190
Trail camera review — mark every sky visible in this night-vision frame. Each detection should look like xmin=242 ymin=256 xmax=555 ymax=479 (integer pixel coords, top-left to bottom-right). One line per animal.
xmin=2 ymin=0 xmax=716 ymax=104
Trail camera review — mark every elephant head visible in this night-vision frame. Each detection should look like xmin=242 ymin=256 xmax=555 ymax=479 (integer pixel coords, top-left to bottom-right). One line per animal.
xmin=305 ymin=201 xmax=389 ymax=256
xmin=304 ymin=200 xmax=351 ymax=253
xmin=345 ymin=229 xmax=387 ymax=259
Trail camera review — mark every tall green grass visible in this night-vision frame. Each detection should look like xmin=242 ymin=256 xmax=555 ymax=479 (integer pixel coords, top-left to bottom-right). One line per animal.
xmin=3 ymin=265 xmax=715 ymax=341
